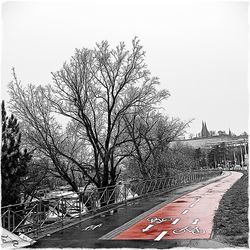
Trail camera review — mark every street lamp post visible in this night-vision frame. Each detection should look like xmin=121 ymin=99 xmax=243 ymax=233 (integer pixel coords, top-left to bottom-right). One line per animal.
xmin=233 ymin=145 xmax=236 ymax=169
xmin=243 ymin=140 xmax=248 ymax=171
xmin=240 ymin=145 xmax=244 ymax=169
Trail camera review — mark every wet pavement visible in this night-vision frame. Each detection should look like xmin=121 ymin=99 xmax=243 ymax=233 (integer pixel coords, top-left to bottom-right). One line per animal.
xmin=110 ymin=171 xmax=242 ymax=241
xmin=32 ymin=171 xmax=239 ymax=248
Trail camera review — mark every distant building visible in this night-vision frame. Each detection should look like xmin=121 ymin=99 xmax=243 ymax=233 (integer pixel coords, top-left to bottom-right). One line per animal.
xmin=171 ymin=121 xmax=248 ymax=149
xmin=201 ymin=121 xmax=210 ymax=138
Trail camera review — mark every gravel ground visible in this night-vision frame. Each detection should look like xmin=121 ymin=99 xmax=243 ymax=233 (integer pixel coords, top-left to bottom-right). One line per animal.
xmin=213 ymin=172 xmax=248 ymax=247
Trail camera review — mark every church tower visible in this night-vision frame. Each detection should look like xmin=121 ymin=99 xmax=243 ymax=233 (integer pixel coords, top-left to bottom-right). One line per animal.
xmin=201 ymin=121 xmax=210 ymax=138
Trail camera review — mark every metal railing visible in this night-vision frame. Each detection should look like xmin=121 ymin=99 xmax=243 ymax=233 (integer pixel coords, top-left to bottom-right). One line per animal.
xmin=1 ymin=169 xmax=221 ymax=239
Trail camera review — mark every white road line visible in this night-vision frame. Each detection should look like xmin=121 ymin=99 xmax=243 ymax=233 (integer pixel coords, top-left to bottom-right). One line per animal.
xmin=192 ymin=218 xmax=199 ymax=225
xmin=171 ymin=218 xmax=180 ymax=225
xmin=189 ymin=203 xmax=195 ymax=208
xmin=154 ymin=231 xmax=168 ymax=241
xmin=142 ymin=224 xmax=154 ymax=232
xmin=182 ymin=209 xmax=189 ymax=215
xmin=195 ymin=198 xmax=200 ymax=203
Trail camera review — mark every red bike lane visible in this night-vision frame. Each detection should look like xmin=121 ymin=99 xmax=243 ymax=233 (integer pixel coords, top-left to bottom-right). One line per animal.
xmin=113 ymin=171 xmax=242 ymax=241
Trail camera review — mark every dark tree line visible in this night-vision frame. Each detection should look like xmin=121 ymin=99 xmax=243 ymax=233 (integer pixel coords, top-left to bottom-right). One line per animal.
xmin=208 ymin=142 xmax=248 ymax=168
xmin=1 ymin=101 xmax=32 ymax=206
xmin=1 ymin=100 xmax=52 ymax=206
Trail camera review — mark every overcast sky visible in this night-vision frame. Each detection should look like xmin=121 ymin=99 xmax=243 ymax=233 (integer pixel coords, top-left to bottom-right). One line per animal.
xmin=1 ymin=0 xmax=248 ymax=136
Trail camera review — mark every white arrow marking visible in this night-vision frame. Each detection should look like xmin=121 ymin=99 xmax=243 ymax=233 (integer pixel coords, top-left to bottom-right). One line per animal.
xmin=182 ymin=209 xmax=189 ymax=215
xmin=142 ymin=224 xmax=154 ymax=232
xmin=154 ymin=231 xmax=168 ymax=241
xmin=171 ymin=218 xmax=180 ymax=225
xmin=192 ymin=218 xmax=199 ymax=225
xmin=189 ymin=203 xmax=195 ymax=208
xmin=93 ymin=224 xmax=102 ymax=230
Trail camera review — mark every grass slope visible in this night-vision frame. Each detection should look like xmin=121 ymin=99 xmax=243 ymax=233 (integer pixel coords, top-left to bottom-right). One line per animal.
xmin=213 ymin=172 xmax=248 ymax=247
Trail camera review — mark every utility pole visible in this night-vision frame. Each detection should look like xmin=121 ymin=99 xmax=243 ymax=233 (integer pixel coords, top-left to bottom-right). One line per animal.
xmin=214 ymin=154 xmax=217 ymax=169
xmin=240 ymin=145 xmax=244 ymax=169
xmin=243 ymin=139 xmax=248 ymax=171
xmin=224 ymin=152 xmax=226 ymax=169
xmin=233 ymin=145 xmax=236 ymax=169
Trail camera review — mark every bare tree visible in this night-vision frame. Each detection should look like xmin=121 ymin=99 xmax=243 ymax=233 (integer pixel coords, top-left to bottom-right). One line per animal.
xmin=9 ymin=38 xmax=169 ymax=191
xmin=8 ymin=73 xmax=85 ymax=192
xmin=124 ymin=111 xmax=191 ymax=179
xmin=47 ymin=38 xmax=169 ymax=187
xmin=20 ymin=157 xmax=50 ymax=202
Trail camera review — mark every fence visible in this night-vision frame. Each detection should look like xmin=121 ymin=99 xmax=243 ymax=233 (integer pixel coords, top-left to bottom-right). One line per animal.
xmin=1 ymin=169 xmax=221 ymax=239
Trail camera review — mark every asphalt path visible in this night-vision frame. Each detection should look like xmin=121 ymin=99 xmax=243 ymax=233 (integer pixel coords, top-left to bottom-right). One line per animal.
xmin=32 ymin=171 xmax=241 ymax=248
xmin=111 ymin=171 xmax=242 ymax=241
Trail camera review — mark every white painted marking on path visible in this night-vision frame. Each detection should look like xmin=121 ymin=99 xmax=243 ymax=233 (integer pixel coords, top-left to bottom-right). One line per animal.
xmin=142 ymin=224 xmax=154 ymax=232
xmin=192 ymin=218 xmax=199 ymax=225
xmin=182 ymin=209 xmax=189 ymax=215
xmin=189 ymin=203 xmax=195 ymax=208
xmin=154 ymin=231 xmax=168 ymax=241
xmin=171 ymin=218 xmax=180 ymax=225
xmin=195 ymin=198 xmax=200 ymax=203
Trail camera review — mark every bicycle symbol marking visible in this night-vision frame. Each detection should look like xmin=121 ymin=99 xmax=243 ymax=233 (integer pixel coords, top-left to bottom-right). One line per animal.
xmin=147 ymin=217 xmax=173 ymax=224
xmin=172 ymin=226 xmax=206 ymax=235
